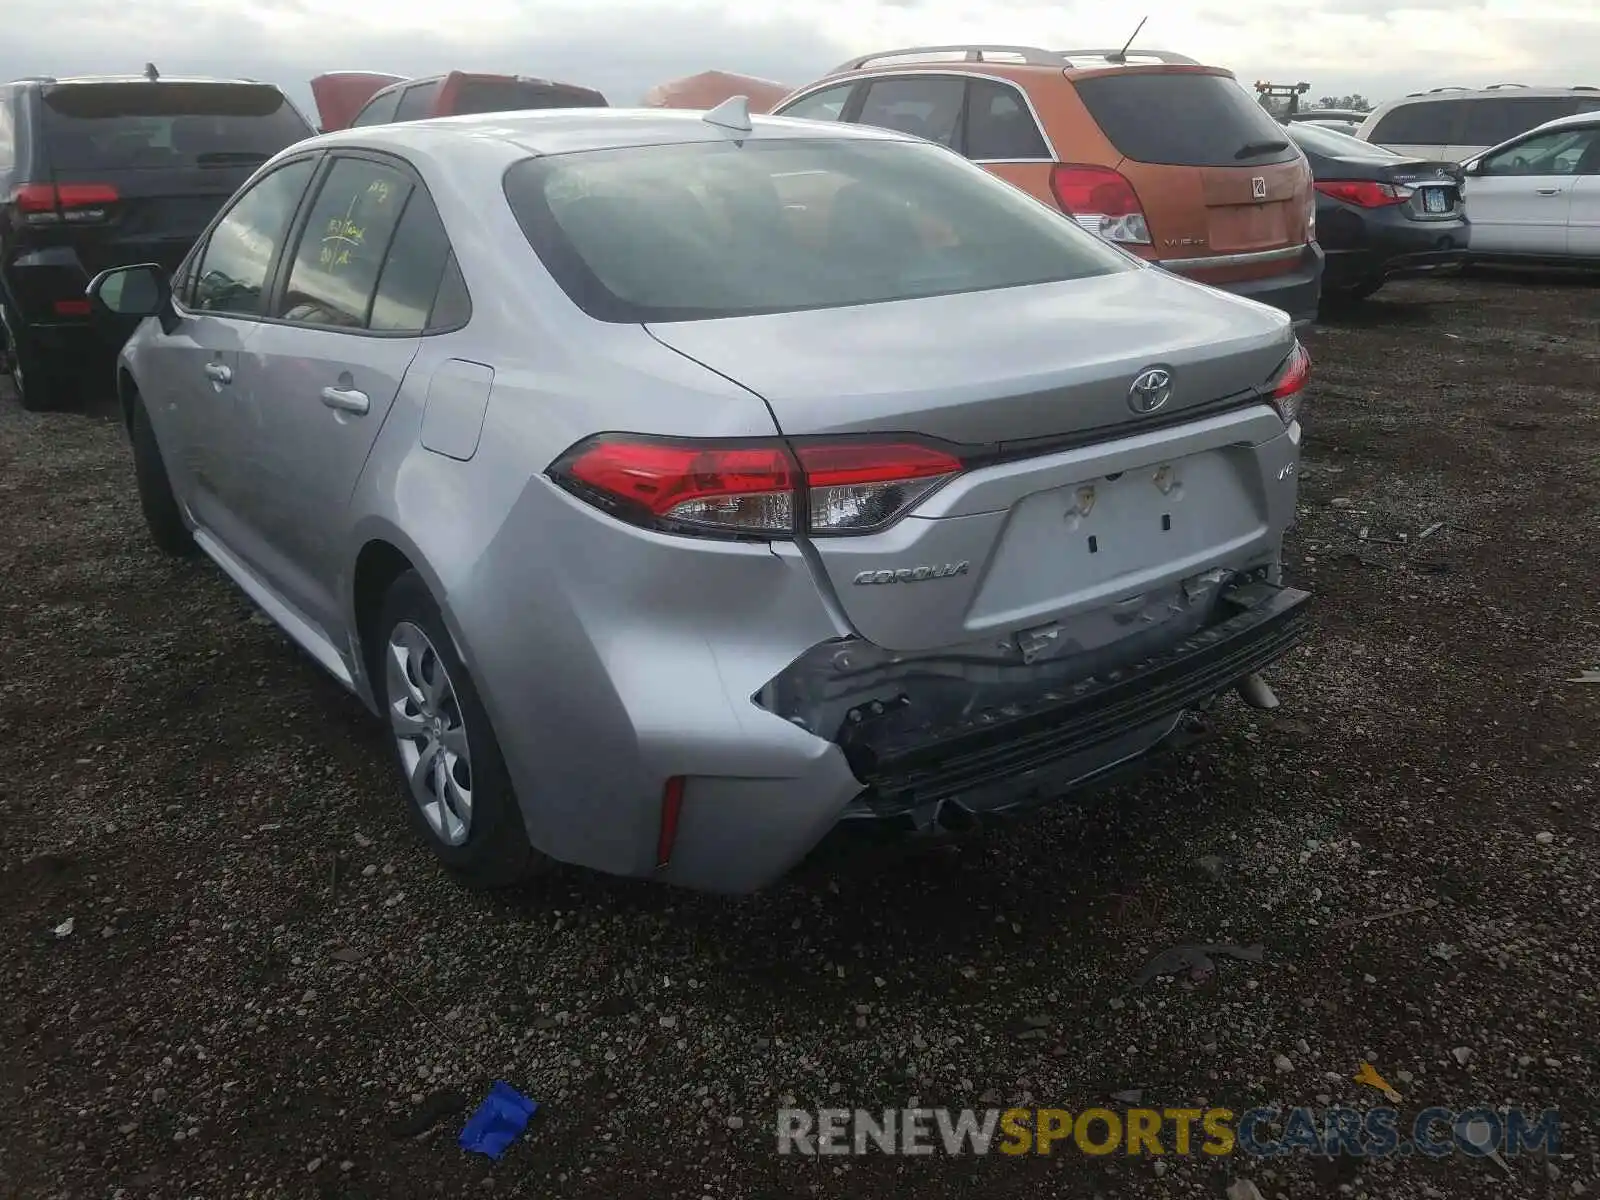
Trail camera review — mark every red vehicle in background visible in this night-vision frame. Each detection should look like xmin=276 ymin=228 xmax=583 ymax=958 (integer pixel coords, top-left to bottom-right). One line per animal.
xmin=642 ymin=71 xmax=792 ymax=114
xmin=310 ymin=70 xmax=607 ymax=132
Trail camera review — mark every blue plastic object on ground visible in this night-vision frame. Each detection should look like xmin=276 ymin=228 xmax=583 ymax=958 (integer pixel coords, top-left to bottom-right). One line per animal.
xmin=459 ymin=1081 xmax=538 ymax=1160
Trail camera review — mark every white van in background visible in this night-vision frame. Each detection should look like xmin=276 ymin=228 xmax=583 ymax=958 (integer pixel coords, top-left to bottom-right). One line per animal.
xmin=1357 ymin=85 xmax=1600 ymax=162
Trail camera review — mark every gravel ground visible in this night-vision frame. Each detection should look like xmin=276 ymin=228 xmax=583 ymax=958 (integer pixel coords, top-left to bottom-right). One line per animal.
xmin=2 ymin=274 xmax=1597 ymax=1200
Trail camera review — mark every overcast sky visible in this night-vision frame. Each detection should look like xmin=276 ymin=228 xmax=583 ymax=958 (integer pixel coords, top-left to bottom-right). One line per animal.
xmin=5 ymin=0 xmax=1599 ymax=119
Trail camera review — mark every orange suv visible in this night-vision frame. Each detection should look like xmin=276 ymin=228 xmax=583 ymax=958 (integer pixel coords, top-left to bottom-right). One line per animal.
xmin=772 ymin=45 xmax=1323 ymax=324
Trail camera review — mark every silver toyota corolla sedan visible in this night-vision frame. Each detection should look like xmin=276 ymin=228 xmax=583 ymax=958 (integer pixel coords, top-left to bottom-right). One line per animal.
xmin=88 ymin=102 xmax=1312 ymax=893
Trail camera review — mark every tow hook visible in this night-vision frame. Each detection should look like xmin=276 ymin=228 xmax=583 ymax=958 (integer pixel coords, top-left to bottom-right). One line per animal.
xmin=1236 ymin=671 xmax=1280 ymax=710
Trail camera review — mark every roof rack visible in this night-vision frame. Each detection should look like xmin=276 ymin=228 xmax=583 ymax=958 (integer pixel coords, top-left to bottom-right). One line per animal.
xmin=9 ymin=75 xmax=57 ymax=84
xmin=832 ymin=45 xmax=1068 ymax=71
xmin=1058 ymin=48 xmax=1200 ymax=65
xmin=1483 ymin=82 xmax=1527 ymax=90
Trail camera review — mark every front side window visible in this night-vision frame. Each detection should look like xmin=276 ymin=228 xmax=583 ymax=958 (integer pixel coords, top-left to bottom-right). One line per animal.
xmin=1480 ymin=127 xmax=1600 ymax=177
xmin=190 ymin=158 xmax=317 ymax=317
xmin=503 ymin=136 xmax=1130 ymax=323
xmin=778 ymin=83 xmax=855 ymax=123
xmin=856 ymin=77 xmax=964 ymax=148
xmin=276 ymin=157 xmax=414 ymax=328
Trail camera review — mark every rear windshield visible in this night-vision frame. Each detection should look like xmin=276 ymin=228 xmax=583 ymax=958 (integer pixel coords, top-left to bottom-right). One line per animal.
xmin=1289 ymin=121 xmax=1407 ymax=160
xmin=1073 ymin=71 xmax=1300 ymax=167
xmin=450 ymin=79 xmax=608 ymax=116
xmin=503 ymin=137 xmax=1131 ymax=323
xmin=41 ymin=82 xmax=313 ymax=170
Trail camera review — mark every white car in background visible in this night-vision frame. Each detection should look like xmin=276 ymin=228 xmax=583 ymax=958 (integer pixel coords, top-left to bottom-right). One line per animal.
xmin=1459 ymin=111 xmax=1600 ymax=264
xmin=1358 ymin=85 xmax=1600 ymax=163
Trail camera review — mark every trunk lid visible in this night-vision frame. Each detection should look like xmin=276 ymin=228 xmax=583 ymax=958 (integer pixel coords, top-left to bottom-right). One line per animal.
xmin=648 ymin=270 xmax=1298 ymax=652
xmin=309 ymin=72 xmax=406 ymax=132
xmin=38 ymin=81 xmax=314 ymax=272
xmin=1070 ymin=68 xmax=1312 ymax=272
xmin=646 ymin=268 xmax=1291 ymax=446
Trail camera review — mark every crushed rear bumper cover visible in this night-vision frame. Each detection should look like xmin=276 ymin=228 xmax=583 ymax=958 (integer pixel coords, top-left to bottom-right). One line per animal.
xmin=839 ymin=581 xmax=1311 ymax=818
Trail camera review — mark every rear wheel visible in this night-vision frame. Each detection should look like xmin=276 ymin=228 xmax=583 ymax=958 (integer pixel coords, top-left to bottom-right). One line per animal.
xmin=0 ymin=303 xmax=64 ymax=413
xmin=375 ymin=571 xmax=546 ymax=889
xmin=128 ymin=395 xmax=196 ymax=557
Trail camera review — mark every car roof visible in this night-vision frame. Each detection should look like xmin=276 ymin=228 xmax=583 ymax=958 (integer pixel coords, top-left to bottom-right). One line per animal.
xmin=1378 ymin=85 xmax=1599 ymax=105
xmin=305 ymin=106 xmax=914 ymax=160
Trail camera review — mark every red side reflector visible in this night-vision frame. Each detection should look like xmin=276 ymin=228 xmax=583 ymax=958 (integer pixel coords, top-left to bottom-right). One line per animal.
xmin=655 ymin=776 xmax=686 ymax=868
xmin=54 ymin=299 xmax=92 ymax=317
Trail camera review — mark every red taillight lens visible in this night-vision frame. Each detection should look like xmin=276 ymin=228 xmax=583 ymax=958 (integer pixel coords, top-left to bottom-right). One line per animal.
xmin=10 ymin=182 xmax=120 ymax=225
xmin=1268 ymin=342 xmax=1312 ymax=424
xmin=550 ymin=436 xmax=964 ymax=538
xmin=53 ymin=299 xmax=92 ymax=317
xmin=1049 ymin=164 xmax=1151 ymax=245
xmin=1314 ymin=180 xmax=1408 ymax=208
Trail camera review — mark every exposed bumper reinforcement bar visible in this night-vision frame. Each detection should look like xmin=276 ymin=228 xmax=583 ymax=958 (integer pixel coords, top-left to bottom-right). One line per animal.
xmin=843 ymin=582 xmax=1312 ymax=812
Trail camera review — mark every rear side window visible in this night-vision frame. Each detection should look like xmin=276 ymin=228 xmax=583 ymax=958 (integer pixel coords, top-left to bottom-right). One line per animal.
xmin=276 ymin=157 xmax=414 ymax=329
xmin=369 ymin=188 xmax=463 ymax=332
xmin=856 ymin=77 xmax=963 ymax=148
xmin=351 ymin=89 xmax=403 ymax=128
xmin=0 ymin=98 xmax=14 ymax=168
xmin=39 ymin=82 xmax=312 ymax=170
xmin=502 ymin=137 xmax=1130 ymax=323
xmin=393 ymin=82 xmax=442 ymax=123
xmin=1368 ymin=100 xmax=1465 ymax=145
xmin=1072 ymin=72 xmax=1298 ymax=166
xmin=1463 ymin=96 xmax=1592 ymax=147
xmin=448 ymin=79 xmax=607 ymax=116
xmin=964 ymin=80 xmax=1049 ymax=160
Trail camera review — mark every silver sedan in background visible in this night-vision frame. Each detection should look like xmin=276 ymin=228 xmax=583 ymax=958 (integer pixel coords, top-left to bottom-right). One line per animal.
xmin=90 ymin=104 xmax=1313 ymax=892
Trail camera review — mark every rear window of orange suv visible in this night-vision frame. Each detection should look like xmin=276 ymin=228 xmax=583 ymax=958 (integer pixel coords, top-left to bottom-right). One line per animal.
xmin=1073 ymin=72 xmax=1300 ymax=168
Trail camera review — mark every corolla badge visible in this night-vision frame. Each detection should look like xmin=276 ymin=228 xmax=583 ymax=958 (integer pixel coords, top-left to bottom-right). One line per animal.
xmin=1127 ymin=367 xmax=1173 ymax=415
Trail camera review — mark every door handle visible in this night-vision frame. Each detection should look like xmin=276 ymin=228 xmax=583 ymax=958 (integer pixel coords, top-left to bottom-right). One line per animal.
xmin=1535 ymin=187 xmax=1562 ymax=196
xmin=203 ymin=362 xmax=232 ymax=384
xmin=320 ymin=385 xmax=370 ymax=416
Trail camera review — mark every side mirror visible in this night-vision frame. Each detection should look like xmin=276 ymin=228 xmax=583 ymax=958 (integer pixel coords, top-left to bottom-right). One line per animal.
xmin=86 ymin=263 xmax=176 ymax=333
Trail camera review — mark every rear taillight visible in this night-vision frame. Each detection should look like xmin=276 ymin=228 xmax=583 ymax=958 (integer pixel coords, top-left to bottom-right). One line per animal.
xmin=1267 ymin=342 xmax=1312 ymax=425
xmin=1049 ymin=164 xmax=1151 ymax=246
xmin=1314 ymin=180 xmax=1410 ymax=208
xmin=10 ymin=182 xmax=120 ymax=226
xmin=549 ymin=435 xmax=964 ymax=539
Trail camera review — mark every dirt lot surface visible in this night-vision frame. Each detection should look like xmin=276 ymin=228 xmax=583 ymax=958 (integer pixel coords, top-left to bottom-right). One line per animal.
xmin=1 ymin=275 xmax=1597 ymax=1199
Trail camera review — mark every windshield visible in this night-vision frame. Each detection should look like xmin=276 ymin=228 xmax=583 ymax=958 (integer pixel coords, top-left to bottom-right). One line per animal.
xmin=41 ymin=83 xmax=313 ymax=169
xmin=503 ymin=137 xmax=1131 ymax=323
xmin=1288 ymin=120 xmax=1407 ymax=160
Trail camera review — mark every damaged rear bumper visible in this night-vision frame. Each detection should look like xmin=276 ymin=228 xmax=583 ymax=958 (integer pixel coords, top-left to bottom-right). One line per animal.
xmin=772 ymin=579 xmax=1312 ymax=826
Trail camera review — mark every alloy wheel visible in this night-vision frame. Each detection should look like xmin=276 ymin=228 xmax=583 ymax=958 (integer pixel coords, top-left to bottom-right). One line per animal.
xmin=385 ymin=620 xmax=474 ymax=846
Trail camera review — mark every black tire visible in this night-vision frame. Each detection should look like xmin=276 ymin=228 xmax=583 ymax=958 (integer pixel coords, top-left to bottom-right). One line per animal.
xmin=375 ymin=571 xmax=546 ymax=889
xmin=128 ymin=397 xmax=197 ymax=558
xmin=2 ymin=307 xmax=65 ymax=413
xmin=1322 ymin=278 xmax=1384 ymax=308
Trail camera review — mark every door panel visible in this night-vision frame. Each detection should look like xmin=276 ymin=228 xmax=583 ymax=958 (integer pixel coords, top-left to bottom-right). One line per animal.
xmin=1570 ymin=176 xmax=1600 ymax=257
xmin=231 ymin=325 xmax=420 ymax=629
xmin=1464 ymin=175 xmax=1570 ymax=253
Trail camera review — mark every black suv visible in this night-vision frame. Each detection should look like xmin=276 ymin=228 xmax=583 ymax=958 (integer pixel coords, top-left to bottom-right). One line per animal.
xmin=0 ymin=74 xmax=315 ymax=410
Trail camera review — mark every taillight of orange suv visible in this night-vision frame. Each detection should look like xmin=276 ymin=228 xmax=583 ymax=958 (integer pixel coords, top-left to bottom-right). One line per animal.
xmin=1047 ymin=164 xmax=1152 ymax=248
